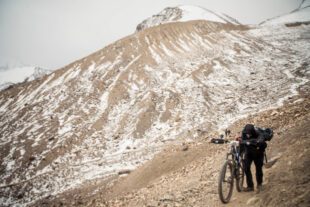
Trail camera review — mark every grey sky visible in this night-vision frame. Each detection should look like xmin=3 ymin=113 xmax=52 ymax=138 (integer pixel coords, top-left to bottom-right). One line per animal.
xmin=0 ymin=0 xmax=302 ymax=69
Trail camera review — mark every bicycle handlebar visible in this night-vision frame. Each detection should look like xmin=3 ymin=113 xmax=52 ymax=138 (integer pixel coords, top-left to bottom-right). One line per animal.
xmin=240 ymin=139 xmax=259 ymax=145
xmin=229 ymin=139 xmax=263 ymax=146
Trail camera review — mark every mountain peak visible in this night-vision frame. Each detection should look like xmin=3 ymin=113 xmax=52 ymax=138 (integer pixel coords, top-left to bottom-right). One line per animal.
xmin=136 ymin=5 xmax=240 ymax=32
xmin=0 ymin=65 xmax=52 ymax=91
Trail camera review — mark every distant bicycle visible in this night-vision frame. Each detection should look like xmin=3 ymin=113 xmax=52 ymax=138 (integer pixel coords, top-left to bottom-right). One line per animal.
xmin=218 ymin=140 xmax=248 ymax=203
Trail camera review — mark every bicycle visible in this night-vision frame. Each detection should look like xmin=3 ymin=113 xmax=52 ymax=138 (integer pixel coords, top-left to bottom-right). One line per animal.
xmin=218 ymin=140 xmax=248 ymax=204
xmin=218 ymin=139 xmax=264 ymax=203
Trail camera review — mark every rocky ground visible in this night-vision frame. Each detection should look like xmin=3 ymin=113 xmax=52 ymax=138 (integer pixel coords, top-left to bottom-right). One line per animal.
xmin=33 ymin=83 xmax=310 ymax=207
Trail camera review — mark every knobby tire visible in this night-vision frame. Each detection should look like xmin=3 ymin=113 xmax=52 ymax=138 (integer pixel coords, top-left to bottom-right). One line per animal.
xmin=218 ymin=160 xmax=234 ymax=203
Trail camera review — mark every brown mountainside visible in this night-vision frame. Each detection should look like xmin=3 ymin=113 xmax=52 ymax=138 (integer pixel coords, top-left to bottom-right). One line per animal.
xmin=0 ymin=18 xmax=309 ymax=206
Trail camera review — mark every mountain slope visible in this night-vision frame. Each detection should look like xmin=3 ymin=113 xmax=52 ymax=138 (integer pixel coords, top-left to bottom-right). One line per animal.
xmin=299 ymin=0 xmax=310 ymax=9
xmin=0 ymin=10 xmax=310 ymax=207
xmin=260 ymin=0 xmax=310 ymax=25
xmin=89 ymin=91 xmax=310 ymax=207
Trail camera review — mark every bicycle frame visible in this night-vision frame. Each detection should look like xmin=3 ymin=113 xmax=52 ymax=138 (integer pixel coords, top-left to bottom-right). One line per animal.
xmin=226 ymin=141 xmax=242 ymax=168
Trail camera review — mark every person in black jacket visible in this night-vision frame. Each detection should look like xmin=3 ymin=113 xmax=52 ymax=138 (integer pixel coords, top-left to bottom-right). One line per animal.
xmin=237 ymin=124 xmax=267 ymax=193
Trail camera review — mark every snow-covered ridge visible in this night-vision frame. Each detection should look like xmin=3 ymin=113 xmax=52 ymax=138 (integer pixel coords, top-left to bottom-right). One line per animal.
xmin=300 ymin=0 xmax=310 ymax=9
xmin=136 ymin=5 xmax=240 ymax=32
xmin=260 ymin=0 xmax=310 ymax=25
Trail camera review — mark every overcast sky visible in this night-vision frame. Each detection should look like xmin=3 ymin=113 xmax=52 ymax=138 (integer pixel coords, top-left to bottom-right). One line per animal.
xmin=0 ymin=0 xmax=302 ymax=69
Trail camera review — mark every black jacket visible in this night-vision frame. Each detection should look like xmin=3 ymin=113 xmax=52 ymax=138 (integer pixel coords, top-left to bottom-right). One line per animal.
xmin=241 ymin=125 xmax=267 ymax=153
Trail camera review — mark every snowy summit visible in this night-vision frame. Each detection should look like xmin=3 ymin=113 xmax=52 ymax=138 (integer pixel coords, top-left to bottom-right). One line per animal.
xmin=136 ymin=5 xmax=240 ymax=32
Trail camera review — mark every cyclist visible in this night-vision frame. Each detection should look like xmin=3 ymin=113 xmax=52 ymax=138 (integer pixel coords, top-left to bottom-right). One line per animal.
xmin=236 ymin=124 xmax=267 ymax=193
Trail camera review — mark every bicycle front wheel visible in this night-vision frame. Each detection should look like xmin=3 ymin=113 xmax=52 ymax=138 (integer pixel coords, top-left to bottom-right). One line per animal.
xmin=218 ymin=160 xmax=234 ymax=203
xmin=236 ymin=161 xmax=245 ymax=192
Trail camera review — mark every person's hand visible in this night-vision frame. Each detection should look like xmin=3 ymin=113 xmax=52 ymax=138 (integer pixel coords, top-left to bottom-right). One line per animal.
xmin=235 ymin=135 xmax=241 ymax=141
xmin=257 ymin=138 xmax=264 ymax=143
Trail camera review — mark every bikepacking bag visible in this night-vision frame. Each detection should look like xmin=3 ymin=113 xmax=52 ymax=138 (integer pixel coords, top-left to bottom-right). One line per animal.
xmin=210 ymin=138 xmax=228 ymax=144
xmin=258 ymin=128 xmax=273 ymax=141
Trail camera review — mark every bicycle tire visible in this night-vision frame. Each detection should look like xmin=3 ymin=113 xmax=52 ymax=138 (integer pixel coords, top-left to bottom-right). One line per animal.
xmin=236 ymin=160 xmax=245 ymax=192
xmin=218 ymin=160 xmax=234 ymax=203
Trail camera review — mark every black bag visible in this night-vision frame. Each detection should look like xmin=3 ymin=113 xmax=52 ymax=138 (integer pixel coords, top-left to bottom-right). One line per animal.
xmin=210 ymin=138 xmax=228 ymax=144
xmin=259 ymin=128 xmax=273 ymax=141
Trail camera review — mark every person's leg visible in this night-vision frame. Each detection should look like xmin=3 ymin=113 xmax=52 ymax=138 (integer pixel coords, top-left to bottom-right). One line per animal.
xmin=244 ymin=153 xmax=254 ymax=190
xmin=254 ymin=152 xmax=264 ymax=186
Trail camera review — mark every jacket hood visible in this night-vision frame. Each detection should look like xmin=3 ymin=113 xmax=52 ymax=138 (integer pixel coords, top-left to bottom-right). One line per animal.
xmin=244 ymin=124 xmax=258 ymax=138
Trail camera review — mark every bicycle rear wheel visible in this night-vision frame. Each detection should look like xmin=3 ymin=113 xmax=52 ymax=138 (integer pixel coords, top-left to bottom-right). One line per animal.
xmin=236 ymin=161 xmax=245 ymax=192
xmin=218 ymin=160 xmax=234 ymax=203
